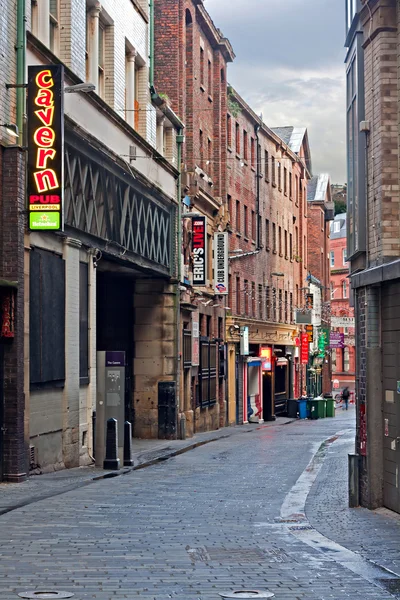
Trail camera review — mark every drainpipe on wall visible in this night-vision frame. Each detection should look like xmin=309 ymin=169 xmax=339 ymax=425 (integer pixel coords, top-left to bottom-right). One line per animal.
xmin=149 ymin=0 xmax=186 ymax=436
xmin=254 ymin=123 xmax=261 ymax=250
xmin=16 ymin=0 xmax=26 ymax=141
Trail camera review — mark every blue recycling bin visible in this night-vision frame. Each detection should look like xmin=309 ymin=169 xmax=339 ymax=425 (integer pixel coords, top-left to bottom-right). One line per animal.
xmin=298 ymin=399 xmax=307 ymax=420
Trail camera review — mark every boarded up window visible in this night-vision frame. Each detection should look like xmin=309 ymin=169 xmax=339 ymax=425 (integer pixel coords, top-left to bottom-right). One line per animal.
xmin=80 ymin=262 xmax=89 ymax=380
xmin=30 ymin=248 xmax=65 ymax=386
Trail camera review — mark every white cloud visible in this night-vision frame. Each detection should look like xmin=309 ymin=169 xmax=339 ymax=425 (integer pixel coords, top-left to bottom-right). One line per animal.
xmin=205 ymin=0 xmax=346 ymax=182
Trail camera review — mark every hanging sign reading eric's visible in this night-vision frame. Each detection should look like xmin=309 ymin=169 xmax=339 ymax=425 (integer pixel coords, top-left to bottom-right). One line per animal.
xmin=192 ymin=216 xmax=207 ymax=285
xmin=27 ymin=65 xmax=64 ymax=231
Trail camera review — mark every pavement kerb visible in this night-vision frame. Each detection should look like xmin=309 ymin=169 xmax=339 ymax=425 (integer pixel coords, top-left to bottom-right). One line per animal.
xmin=0 ymin=417 xmax=297 ymax=516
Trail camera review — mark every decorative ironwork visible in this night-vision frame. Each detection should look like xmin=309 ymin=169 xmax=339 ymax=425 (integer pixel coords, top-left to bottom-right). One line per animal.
xmin=64 ymin=145 xmax=173 ymax=272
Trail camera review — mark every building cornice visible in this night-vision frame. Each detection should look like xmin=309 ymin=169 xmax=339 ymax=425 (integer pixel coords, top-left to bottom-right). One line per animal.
xmin=27 ymin=32 xmax=179 ymax=180
xmin=194 ymin=1 xmax=235 ymax=62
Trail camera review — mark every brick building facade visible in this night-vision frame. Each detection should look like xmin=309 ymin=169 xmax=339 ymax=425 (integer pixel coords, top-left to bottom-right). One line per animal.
xmin=154 ymin=0 xmax=234 ymax=436
xmin=329 ymin=214 xmax=355 ymax=396
xmin=306 ymin=174 xmax=334 ymax=396
xmin=346 ymin=0 xmax=400 ymax=512
xmin=1 ymin=0 xmax=183 ymax=480
xmin=0 ymin=3 xmax=26 ymax=481
xmin=225 ymin=94 xmax=311 ymax=422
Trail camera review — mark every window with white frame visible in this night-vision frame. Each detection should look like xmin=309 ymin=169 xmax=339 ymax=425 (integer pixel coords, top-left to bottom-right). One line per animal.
xmin=98 ymin=20 xmax=105 ymax=98
xmin=332 ymin=349 xmax=337 ymax=373
xmin=344 ymin=347 xmax=350 ymax=372
xmin=342 ymin=279 xmax=347 ymax=298
xmin=330 ymin=282 xmax=335 ymax=299
xmin=343 ymin=248 xmax=347 ymax=264
xmin=330 ymin=250 xmax=335 ymax=267
xmin=31 ymin=0 xmax=38 ymax=37
xmin=49 ymin=0 xmax=60 ymax=54
xmin=333 ymin=220 xmax=341 ymax=233
xmin=86 ymin=5 xmax=111 ymax=101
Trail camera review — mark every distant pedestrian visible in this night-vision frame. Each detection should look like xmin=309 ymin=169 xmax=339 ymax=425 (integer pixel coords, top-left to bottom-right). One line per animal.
xmin=342 ymin=386 xmax=350 ymax=410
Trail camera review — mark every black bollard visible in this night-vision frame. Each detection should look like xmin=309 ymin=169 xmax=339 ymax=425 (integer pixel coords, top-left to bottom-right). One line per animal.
xmin=103 ymin=418 xmax=120 ymax=470
xmin=123 ymin=420 xmax=134 ymax=467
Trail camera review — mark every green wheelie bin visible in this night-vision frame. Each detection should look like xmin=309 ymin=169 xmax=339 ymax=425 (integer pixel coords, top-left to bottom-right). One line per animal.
xmin=309 ymin=398 xmax=319 ymax=420
xmin=317 ymin=397 xmax=327 ymax=418
xmin=325 ymin=397 xmax=335 ymax=417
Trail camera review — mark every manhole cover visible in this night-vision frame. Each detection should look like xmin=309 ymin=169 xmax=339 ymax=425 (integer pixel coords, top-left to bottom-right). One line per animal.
xmin=219 ymin=592 xmax=274 ymax=599
xmin=18 ymin=593 xmax=74 ymax=599
xmin=206 ymin=547 xmax=266 ymax=563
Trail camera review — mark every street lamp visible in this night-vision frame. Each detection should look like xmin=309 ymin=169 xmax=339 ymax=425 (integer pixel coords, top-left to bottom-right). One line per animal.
xmin=0 ymin=123 xmax=19 ymax=138
xmin=64 ymin=83 xmax=95 ymax=93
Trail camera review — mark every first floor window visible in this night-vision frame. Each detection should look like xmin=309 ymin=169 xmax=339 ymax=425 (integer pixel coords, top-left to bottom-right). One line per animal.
xmin=30 ymin=248 xmax=65 ymax=386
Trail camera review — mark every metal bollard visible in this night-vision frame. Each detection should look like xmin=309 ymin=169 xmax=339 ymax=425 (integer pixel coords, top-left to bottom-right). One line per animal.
xmin=348 ymin=453 xmax=359 ymax=507
xmin=123 ymin=420 xmax=134 ymax=467
xmin=92 ymin=411 xmax=96 ymax=459
xmin=103 ymin=418 xmax=120 ymax=470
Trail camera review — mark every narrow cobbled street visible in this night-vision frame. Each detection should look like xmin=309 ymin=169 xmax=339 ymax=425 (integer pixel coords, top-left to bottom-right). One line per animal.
xmin=1 ymin=409 xmax=400 ymax=600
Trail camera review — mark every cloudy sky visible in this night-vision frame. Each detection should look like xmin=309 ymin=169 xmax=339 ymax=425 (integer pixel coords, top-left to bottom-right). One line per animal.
xmin=206 ymin=0 xmax=346 ymax=183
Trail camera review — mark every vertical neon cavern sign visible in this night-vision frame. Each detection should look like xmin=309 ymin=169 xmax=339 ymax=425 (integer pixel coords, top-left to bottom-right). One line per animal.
xmin=27 ymin=65 xmax=64 ymax=231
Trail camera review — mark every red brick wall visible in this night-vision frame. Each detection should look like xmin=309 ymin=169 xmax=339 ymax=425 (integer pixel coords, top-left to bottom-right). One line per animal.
xmin=226 ymin=100 xmax=308 ymax=322
xmin=0 ymin=147 xmax=26 ymax=481
xmin=154 ymin=0 xmax=229 ymax=199
xmin=330 ymin=233 xmax=355 ymax=387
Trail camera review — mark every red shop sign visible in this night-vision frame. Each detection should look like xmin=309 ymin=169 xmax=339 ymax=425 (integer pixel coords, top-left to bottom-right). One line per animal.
xmin=300 ymin=333 xmax=309 ymax=365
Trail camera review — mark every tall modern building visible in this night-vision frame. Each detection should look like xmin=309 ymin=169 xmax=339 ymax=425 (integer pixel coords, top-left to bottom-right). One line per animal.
xmin=345 ymin=0 xmax=400 ymax=513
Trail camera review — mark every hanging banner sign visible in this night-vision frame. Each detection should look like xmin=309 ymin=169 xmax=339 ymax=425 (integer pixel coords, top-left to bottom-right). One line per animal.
xmin=300 ymin=333 xmax=309 ymax=364
xmin=27 ymin=65 xmax=64 ymax=231
xmin=213 ymin=232 xmax=228 ymax=295
xmin=192 ymin=216 xmax=207 ymax=286
xmin=191 ymin=312 xmax=200 ymax=367
xmin=240 ymin=326 xmax=249 ymax=356
xmin=318 ymin=327 xmax=329 ymax=357
xmin=305 ymin=324 xmax=313 ymax=343
xmin=330 ymin=332 xmax=344 ymax=348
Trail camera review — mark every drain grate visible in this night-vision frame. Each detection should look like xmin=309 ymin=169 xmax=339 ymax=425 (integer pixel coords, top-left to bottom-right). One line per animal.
xmin=18 ymin=593 xmax=74 ymax=599
xmin=288 ymin=525 xmax=314 ymax=532
xmin=206 ymin=547 xmax=266 ymax=563
xmin=219 ymin=591 xmax=274 ymax=599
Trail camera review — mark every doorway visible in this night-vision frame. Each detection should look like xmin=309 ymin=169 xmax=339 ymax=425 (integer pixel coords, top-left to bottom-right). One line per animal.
xmin=262 ymin=370 xmax=273 ymax=421
xmin=0 ymin=344 xmax=3 ymax=481
xmin=382 ymin=281 xmax=400 ymax=513
xmin=97 ymin=272 xmax=134 ymax=426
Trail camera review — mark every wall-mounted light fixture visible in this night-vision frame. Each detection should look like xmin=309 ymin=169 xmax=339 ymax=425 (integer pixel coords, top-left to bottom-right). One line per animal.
xmin=0 ymin=123 xmax=19 ymax=138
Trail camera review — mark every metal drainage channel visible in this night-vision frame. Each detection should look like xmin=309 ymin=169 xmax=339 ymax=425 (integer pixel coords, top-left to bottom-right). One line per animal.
xmin=219 ymin=592 xmax=274 ymax=599
xmin=18 ymin=593 xmax=74 ymax=599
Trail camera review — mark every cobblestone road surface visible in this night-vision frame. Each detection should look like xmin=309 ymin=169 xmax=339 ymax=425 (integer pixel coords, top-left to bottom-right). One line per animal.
xmin=1 ymin=408 xmax=400 ymax=600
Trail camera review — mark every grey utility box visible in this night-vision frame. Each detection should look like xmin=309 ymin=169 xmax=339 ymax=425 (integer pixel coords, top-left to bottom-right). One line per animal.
xmin=96 ymin=351 xmax=125 ymax=467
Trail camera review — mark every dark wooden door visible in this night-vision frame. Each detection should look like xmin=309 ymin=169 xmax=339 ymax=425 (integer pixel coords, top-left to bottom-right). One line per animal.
xmin=382 ymin=282 xmax=400 ymax=513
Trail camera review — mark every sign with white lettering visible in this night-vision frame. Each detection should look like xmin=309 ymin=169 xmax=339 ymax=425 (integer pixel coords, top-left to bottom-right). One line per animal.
xmin=27 ymin=65 xmax=64 ymax=231
xmin=240 ymin=326 xmax=249 ymax=356
xmin=331 ymin=316 xmax=355 ymax=328
xmin=192 ymin=216 xmax=206 ymax=286
xmin=192 ymin=312 xmax=199 ymax=367
xmin=213 ymin=232 xmax=228 ymax=295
